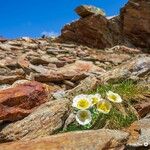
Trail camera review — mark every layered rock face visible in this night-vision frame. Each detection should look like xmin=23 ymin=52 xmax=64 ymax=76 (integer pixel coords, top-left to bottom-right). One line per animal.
xmin=59 ymin=11 xmax=124 ymax=49
xmin=120 ymin=0 xmax=150 ymax=48
xmin=58 ymin=0 xmax=150 ymax=49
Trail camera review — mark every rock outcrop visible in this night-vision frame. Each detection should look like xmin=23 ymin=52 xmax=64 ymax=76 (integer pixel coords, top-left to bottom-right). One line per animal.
xmin=58 ymin=12 xmax=124 ymax=49
xmin=120 ymin=0 xmax=150 ymax=48
xmin=58 ymin=0 xmax=150 ymax=49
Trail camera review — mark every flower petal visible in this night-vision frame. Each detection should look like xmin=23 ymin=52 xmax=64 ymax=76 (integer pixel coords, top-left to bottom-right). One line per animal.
xmin=96 ymin=100 xmax=112 ymax=114
xmin=89 ymin=93 xmax=102 ymax=105
xmin=106 ymin=91 xmax=123 ymax=103
xmin=72 ymin=94 xmax=92 ymax=110
xmin=76 ymin=110 xmax=92 ymax=125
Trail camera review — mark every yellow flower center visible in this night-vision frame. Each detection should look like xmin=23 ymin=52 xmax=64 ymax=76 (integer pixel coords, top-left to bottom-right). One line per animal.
xmin=109 ymin=94 xmax=117 ymax=101
xmin=97 ymin=102 xmax=110 ymax=113
xmin=77 ymin=99 xmax=90 ymax=109
xmin=92 ymin=97 xmax=99 ymax=104
xmin=80 ymin=112 xmax=88 ymax=120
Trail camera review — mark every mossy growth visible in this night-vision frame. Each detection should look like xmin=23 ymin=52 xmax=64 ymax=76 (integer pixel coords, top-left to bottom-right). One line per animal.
xmin=90 ymin=80 xmax=149 ymax=101
xmin=63 ymin=80 xmax=149 ymax=133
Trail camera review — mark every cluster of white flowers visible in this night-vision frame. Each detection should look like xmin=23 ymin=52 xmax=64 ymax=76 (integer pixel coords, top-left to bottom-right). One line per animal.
xmin=72 ymin=91 xmax=123 ymax=126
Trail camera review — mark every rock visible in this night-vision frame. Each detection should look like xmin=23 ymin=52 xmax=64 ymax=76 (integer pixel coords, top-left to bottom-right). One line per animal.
xmin=53 ymin=76 xmax=98 ymax=101
xmin=0 ymin=129 xmax=129 ymax=150
xmin=58 ymin=13 xmax=122 ymax=49
xmin=86 ymin=51 xmax=131 ymax=64
xmin=0 ymin=75 xmax=25 ymax=84
xmin=0 ymin=57 xmax=18 ymax=68
xmin=21 ymin=37 xmax=33 ymax=43
xmin=65 ymin=76 xmax=98 ymax=100
xmin=0 ymin=84 xmax=10 ymax=90
xmin=100 ymin=55 xmax=150 ymax=83
xmin=108 ymin=45 xmax=141 ymax=54
xmin=134 ymin=94 xmax=150 ymax=118
xmin=22 ymin=43 xmax=38 ymax=50
xmin=0 ymin=81 xmax=55 ymax=122
xmin=17 ymin=55 xmax=30 ymax=70
xmin=0 ymin=44 xmax=21 ymax=51
xmin=127 ymin=118 xmax=150 ymax=149
xmin=75 ymin=5 xmax=105 ymax=18
xmin=0 ymin=100 xmax=70 ymax=142
xmin=0 ymin=37 xmax=7 ymax=43
xmin=60 ymin=60 xmax=103 ymax=81
xmin=120 ymin=0 xmax=150 ymax=48
xmin=33 ymin=60 xmax=104 ymax=82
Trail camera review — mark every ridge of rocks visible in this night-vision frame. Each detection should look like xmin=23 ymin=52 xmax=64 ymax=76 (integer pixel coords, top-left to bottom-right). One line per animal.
xmin=58 ymin=0 xmax=150 ymax=49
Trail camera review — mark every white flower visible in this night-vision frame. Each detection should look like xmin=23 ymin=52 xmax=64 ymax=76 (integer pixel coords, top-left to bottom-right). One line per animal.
xmin=96 ymin=100 xmax=112 ymax=114
xmin=106 ymin=91 xmax=123 ymax=103
xmin=89 ymin=93 xmax=102 ymax=105
xmin=72 ymin=94 xmax=92 ymax=110
xmin=76 ymin=110 xmax=92 ymax=125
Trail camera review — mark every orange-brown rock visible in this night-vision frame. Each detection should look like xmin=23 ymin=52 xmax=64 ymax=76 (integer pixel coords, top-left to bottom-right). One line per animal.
xmin=0 ymin=37 xmax=7 ymax=43
xmin=58 ymin=0 xmax=150 ymax=49
xmin=134 ymin=97 xmax=150 ymax=118
xmin=0 ymin=81 xmax=55 ymax=122
xmin=120 ymin=0 xmax=150 ymax=48
xmin=33 ymin=60 xmax=104 ymax=82
xmin=0 ymin=129 xmax=129 ymax=150
xmin=58 ymin=14 xmax=124 ymax=49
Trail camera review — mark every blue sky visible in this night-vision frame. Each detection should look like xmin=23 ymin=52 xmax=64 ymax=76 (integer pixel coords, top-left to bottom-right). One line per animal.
xmin=0 ymin=0 xmax=128 ymax=38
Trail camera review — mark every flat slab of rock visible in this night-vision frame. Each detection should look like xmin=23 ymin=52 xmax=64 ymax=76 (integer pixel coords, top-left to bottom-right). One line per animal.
xmin=0 ymin=129 xmax=129 ymax=150
xmin=100 ymin=55 xmax=150 ymax=83
xmin=0 ymin=81 xmax=55 ymax=122
xmin=33 ymin=60 xmax=104 ymax=82
xmin=75 ymin=5 xmax=105 ymax=18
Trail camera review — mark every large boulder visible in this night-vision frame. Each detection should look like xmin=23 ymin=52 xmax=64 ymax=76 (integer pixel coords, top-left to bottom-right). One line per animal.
xmin=75 ymin=5 xmax=105 ymax=18
xmin=58 ymin=4 xmax=128 ymax=49
xmin=59 ymin=14 xmax=124 ymax=49
xmin=120 ymin=0 xmax=150 ymax=48
xmin=0 ymin=81 xmax=56 ymax=122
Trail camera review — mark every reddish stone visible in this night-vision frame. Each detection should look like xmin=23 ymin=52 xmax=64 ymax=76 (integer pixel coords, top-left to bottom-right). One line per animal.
xmin=0 ymin=37 xmax=7 ymax=43
xmin=0 ymin=81 xmax=53 ymax=122
xmin=134 ymin=102 xmax=150 ymax=118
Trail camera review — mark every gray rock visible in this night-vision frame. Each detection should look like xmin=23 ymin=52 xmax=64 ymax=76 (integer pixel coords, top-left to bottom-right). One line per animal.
xmin=127 ymin=118 xmax=150 ymax=148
